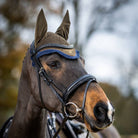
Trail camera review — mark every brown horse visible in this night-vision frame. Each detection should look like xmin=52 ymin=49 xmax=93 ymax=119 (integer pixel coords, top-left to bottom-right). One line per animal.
xmin=5 ymin=9 xmax=114 ymax=138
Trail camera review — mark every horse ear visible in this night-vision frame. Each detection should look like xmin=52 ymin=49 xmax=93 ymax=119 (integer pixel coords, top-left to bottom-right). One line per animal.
xmin=56 ymin=10 xmax=70 ymax=40
xmin=35 ymin=9 xmax=47 ymax=47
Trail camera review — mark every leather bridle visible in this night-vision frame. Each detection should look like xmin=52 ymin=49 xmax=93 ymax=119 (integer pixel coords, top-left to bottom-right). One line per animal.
xmin=30 ymin=41 xmax=97 ymax=138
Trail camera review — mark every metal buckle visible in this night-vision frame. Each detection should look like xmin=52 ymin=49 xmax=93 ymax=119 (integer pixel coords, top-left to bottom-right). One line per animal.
xmin=39 ymin=67 xmax=44 ymax=74
xmin=64 ymin=102 xmax=82 ymax=119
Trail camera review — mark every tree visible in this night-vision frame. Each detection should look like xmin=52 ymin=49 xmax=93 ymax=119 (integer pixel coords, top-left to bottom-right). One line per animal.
xmin=61 ymin=0 xmax=130 ymax=55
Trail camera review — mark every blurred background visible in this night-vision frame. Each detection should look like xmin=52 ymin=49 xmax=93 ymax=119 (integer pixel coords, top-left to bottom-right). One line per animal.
xmin=0 ymin=0 xmax=138 ymax=137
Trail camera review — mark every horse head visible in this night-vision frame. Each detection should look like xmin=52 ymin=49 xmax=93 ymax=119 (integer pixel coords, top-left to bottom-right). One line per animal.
xmin=27 ymin=9 xmax=114 ymax=132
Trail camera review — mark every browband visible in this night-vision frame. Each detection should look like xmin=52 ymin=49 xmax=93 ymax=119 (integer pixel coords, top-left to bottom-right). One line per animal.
xmin=36 ymin=49 xmax=79 ymax=60
xmin=30 ymin=41 xmax=80 ymax=67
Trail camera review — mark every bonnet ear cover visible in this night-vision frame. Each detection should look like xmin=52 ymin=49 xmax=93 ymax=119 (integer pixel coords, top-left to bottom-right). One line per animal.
xmin=35 ymin=9 xmax=47 ymax=47
xmin=56 ymin=10 xmax=70 ymax=40
xmin=31 ymin=9 xmax=79 ymax=65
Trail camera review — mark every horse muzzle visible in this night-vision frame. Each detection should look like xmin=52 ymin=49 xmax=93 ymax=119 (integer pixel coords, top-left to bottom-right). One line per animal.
xmin=87 ymin=101 xmax=115 ymax=132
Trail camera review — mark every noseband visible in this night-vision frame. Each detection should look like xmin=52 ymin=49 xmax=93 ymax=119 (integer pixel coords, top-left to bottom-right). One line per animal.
xmin=30 ymin=41 xmax=97 ymax=137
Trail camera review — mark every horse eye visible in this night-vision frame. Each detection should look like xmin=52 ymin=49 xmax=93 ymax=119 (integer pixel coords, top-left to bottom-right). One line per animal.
xmin=47 ymin=61 xmax=60 ymax=69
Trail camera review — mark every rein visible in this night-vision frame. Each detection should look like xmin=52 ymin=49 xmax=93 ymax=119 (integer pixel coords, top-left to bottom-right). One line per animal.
xmin=30 ymin=41 xmax=97 ymax=138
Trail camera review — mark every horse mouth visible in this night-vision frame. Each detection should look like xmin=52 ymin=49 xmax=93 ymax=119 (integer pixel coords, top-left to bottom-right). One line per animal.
xmin=83 ymin=115 xmax=113 ymax=132
xmin=88 ymin=120 xmax=113 ymax=132
xmin=75 ymin=119 xmax=106 ymax=133
xmin=90 ymin=125 xmax=100 ymax=132
xmin=90 ymin=122 xmax=111 ymax=132
xmin=73 ymin=115 xmax=112 ymax=133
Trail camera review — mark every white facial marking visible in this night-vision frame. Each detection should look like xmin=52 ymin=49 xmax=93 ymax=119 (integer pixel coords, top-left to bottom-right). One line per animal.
xmin=107 ymin=101 xmax=114 ymax=122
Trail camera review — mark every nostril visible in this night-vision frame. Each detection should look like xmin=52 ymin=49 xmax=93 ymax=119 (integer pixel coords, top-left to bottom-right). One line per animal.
xmin=98 ymin=106 xmax=106 ymax=114
xmin=94 ymin=103 xmax=107 ymax=123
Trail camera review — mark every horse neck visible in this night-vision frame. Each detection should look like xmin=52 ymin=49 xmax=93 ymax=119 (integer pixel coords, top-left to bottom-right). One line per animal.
xmin=8 ymin=50 xmax=50 ymax=138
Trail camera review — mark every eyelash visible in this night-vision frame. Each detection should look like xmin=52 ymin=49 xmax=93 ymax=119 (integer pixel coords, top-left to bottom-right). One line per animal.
xmin=47 ymin=61 xmax=61 ymax=69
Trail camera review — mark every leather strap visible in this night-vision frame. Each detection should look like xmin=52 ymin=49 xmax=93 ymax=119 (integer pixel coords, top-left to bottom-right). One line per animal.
xmin=63 ymin=75 xmax=96 ymax=102
xmin=81 ymin=80 xmax=93 ymax=116
xmin=53 ymin=116 xmax=68 ymax=138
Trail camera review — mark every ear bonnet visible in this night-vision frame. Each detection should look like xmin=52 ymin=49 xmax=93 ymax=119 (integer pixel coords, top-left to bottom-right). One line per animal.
xmin=30 ymin=9 xmax=79 ymax=65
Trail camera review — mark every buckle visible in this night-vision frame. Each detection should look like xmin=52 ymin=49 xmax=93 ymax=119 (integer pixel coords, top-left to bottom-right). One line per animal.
xmin=64 ymin=102 xmax=82 ymax=119
xmin=39 ymin=67 xmax=44 ymax=74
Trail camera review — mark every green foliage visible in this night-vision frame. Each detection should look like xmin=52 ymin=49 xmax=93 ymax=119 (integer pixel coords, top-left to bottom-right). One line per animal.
xmin=0 ymin=0 xmax=56 ymax=129
xmin=0 ymin=47 xmax=27 ymax=126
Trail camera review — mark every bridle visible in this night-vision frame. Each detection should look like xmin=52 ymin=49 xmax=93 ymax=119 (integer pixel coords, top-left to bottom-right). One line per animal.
xmin=30 ymin=41 xmax=97 ymax=138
